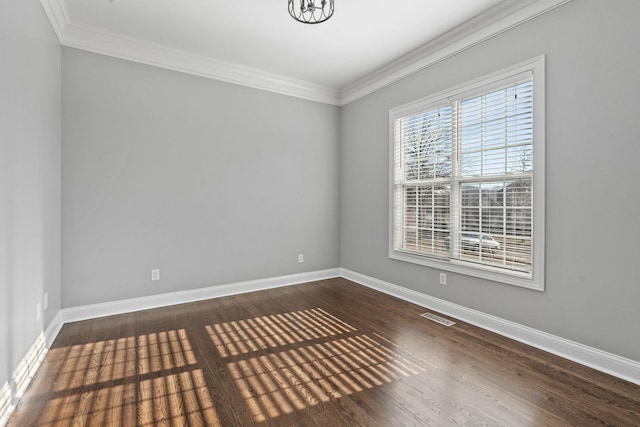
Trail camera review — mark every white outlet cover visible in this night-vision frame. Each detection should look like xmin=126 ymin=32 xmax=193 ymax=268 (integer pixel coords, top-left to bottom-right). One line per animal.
xmin=151 ymin=269 xmax=160 ymax=281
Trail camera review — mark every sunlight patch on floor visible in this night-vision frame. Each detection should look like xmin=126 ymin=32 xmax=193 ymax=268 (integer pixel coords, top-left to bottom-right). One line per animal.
xmin=31 ymin=329 xmax=221 ymax=426
xmin=207 ymin=308 xmax=423 ymax=423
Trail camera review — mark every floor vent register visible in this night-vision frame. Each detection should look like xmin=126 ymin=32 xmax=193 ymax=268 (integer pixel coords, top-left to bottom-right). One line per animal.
xmin=420 ymin=312 xmax=456 ymax=327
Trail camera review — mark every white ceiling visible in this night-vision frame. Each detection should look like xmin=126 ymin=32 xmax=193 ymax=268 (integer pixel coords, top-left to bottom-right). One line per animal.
xmin=40 ymin=0 xmax=571 ymax=105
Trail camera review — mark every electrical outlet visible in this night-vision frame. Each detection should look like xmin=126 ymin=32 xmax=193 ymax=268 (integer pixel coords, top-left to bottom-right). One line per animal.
xmin=36 ymin=303 xmax=41 ymax=321
xmin=44 ymin=292 xmax=49 ymax=310
xmin=151 ymin=269 xmax=160 ymax=281
xmin=298 ymin=254 xmax=304 ymax=263
xmin=439 ymin=272 xmax=447 ymax=285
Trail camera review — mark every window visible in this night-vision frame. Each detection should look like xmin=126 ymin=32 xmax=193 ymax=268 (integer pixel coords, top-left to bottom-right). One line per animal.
xmin=389 ymin=57 xmax=545 ymax=290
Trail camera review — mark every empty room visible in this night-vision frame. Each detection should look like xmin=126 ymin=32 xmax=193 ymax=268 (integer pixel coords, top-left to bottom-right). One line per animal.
xmin=2 ymin=0 xmax=639 ymax=425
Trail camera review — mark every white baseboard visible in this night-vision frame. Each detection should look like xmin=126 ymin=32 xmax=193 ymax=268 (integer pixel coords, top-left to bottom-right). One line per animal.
xmin=62 ymin=268 xmax=341 ymax=323
xmin=0 ymin=382 xmax=13 ymax=427
xmin=340 ymin=268 xmax=640 ymax=386
xmin=12 ymin=334 xmax=48 ymax=400
xmin=44 ymin=311 xmax=64 ymax=348
xmin=3 ymin=265 xmax=636 ymax=427
xmin=0 ymin=312 xmax=63 ymax=427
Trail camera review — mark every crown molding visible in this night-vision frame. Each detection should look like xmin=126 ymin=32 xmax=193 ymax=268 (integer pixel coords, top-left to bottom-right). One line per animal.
xmin=339 ymin=0 xmax=572 ymax=105
xmin=40 ymin=0 xmax=70 ymax=43
xmin=60 ymin=23 xmax=340 ymax=105
xmin=40 ymin=0 xmax=571 ymax=106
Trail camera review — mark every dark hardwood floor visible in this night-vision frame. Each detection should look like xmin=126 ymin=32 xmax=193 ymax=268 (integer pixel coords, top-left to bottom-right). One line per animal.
xmin=8 ymin=278 xmax=640 ymax=426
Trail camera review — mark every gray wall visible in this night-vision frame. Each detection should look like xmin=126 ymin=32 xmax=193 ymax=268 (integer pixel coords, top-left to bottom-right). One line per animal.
xmin=61 ymin=48 xmax=340 ymax=307
xmin=340 ymin=0 xmax=640 ymax=362
xmin=0 ymin=0 xmax=61 ymax=391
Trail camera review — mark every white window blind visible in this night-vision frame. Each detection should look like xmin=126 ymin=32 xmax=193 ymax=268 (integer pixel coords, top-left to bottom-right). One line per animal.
xmin=390 ymin=57 xmax=545 ymax=290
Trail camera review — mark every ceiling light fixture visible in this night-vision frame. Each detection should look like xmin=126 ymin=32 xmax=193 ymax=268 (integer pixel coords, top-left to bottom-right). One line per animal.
xmin=288 ymin=0 xmax=334 ymax=24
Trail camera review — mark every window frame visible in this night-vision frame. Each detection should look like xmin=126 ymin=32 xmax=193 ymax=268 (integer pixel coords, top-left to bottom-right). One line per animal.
xmin=388 ymin=56 xmax=545 ymax=291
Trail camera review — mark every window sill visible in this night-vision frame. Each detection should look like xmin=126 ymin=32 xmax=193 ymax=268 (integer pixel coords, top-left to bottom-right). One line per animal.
xmin=389 ymin=249 xmax=544 ymax=291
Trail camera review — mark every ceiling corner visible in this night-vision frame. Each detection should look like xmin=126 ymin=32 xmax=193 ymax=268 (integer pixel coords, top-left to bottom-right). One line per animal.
xmin=40 ymin=0 xmax=70 ymax=43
